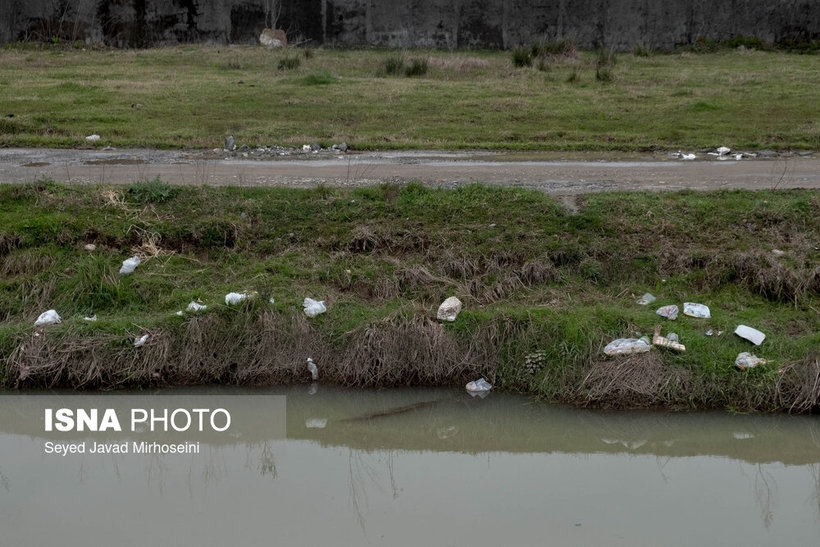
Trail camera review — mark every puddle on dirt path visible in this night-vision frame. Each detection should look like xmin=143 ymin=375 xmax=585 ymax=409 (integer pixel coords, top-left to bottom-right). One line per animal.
xmin=1 ymin=386 xmax=818 ymax=546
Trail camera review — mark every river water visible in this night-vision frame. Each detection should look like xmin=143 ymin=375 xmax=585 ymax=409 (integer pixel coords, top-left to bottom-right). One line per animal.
xmin=1 ymin=386 xmax=818 ymax=546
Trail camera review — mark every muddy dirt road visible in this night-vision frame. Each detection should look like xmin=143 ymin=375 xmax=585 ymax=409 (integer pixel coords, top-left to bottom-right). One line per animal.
xmin=1 ymin=148 xmax=817 ymax=194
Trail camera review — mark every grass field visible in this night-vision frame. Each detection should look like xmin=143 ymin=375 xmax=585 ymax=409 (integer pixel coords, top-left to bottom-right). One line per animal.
xmin=1 ymin=180 xmax=817 ymax=411
xmin=0 ymin=44 xmax=818 ymax=151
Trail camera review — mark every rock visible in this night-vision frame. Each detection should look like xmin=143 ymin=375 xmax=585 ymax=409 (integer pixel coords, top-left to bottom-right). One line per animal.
xmin=797 ymin=151 xmax=813 ymax=157
xmin=225 ymin=135 xmax=236 ymax=151
xmin=238 ymin=144 xmax=249 ymax=152
xmin=83 ymin=243 xmax=96 ymax=252
xmin=260 ymin=28 xmax=287 ymax=48
xmin=437 ymin=296 xmax=463 ymax=322
xmin=310 ymin=142 xmax=320 ymax=151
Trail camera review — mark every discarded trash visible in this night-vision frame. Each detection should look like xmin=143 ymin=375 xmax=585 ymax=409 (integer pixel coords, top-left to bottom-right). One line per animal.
xmin=85 ymin=134 xmax=100 ymax=142
xmin=436 ymin=426 xmax=458 ymax=439
xmin=34 ymin=309 xmax=61 ymax=326
xmin=437 ymin=296 xmax=463 ymax=322
xmin=175 ymin=310 xmax=183 ymax=316
xmin=119 ymin=256 xmax=141 ymax=275
xmin=734 ymin=153 xmax=743 ymax=161
xmin=652 ymin=326 xmax=685 ymax=352
xmin=186 ymin=301 xmax=207 ymax=312
xmin=735 ymin=325 xmax=765 ymax=346
xmin=83 ymin=243 xmax=96 ymax=252
xmin=772 ymin=249 xmax=785 ymax=256
xmin=656 ymin=305 xmax=679 ymax=320
xmin=465 ymin=378 xmax=492 ymax=393
xmin=735 ymin=352 xmax=767 ymax=370
xmin=305 ymin=418 xmax=327 ymax=429
xmin=224 ymin=135 xmax=236 ymax=151
xmin=636 ymin=293 xmax=656 ymax=305
xmin=667 ymin=332 xmax=679 ymax=342
xmin=681 ymin=153 xmax=696 ymax=160
xmin=716 ymin=146 xmax=731 ymax=155
xmin=225 ymin=292 xmax=248 ymax=306
xmin=83 ymin=315 xmax=97 ymax=322
xmin=683 ymin=302 xmax=711 ymax=319
xmin=705 ymin=329 xmax=723 ymax=337
xmin=269 ymin=297 xmax=276 ymax=304
xmin=603 ymin=338 xmax=651 ymax=356
xmin=303 ymin=298 xmax=326 ymax=317
xmin=307 ymin=357 xmax=318 ymax=381
xmin=134 ymin=334 xmax=149 ymax=347
xmin=302 ymin=144 xmax=311 ymax=152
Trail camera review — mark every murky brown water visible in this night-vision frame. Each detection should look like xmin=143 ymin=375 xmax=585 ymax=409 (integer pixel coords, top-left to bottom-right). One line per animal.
xmin=1 ymin=386 xmax=819 ymax=546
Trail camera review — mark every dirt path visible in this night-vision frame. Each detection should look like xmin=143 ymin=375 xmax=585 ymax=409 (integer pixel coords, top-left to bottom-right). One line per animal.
xmin=1 ymin=148 xmax=817 ymax=195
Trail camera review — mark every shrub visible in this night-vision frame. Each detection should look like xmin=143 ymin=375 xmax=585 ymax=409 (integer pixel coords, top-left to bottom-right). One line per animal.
xmin=277 ymin=55 xmax=301 ymax=71
xmin=405 ymin=57 xmax=428 ymax=77
xmin=383 ymin=52 xmax=406 ymax=75
xmin=512 ymin=46 xmax=532 ymax=67
xmin=303 ymin=71 xmax=337 ymax=85
xmin=125 ymin=177 xmax=178 ymax=204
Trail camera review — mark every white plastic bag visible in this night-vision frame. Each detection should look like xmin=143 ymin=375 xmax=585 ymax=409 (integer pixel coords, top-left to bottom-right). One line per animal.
xmin=603 ymin=338 xmax=651 ymax=356
xmin=735 ymin=325 xmax=765 ymax=346
xmin=656 ymin=305 xmax=679 ymax=320
xmin=225 ymin=292 xmax=248 ymax=305
xmin=34 ymin=309 xmax=61 ymax=326
xmin=307 ymin=357 xmax=318 ymax=380
xmin=437 ymin=296 xmax=463 ymax=322
xmin=683 ymin=302 xmax=710 ymax=318
xmin=186 ymin=301 xmax=207 ymax=312
xmin=119 ymin=256 xmax=141 ymax=275
xmin=134 ymin=334 xmax=149 ymax=347
xmin=465 ymin=378 xmax=492 ymax=392
xmin=636 ymin=293 xmax=656 ymax=305
xmin=303 ymin=298 xmax=327 ymax=317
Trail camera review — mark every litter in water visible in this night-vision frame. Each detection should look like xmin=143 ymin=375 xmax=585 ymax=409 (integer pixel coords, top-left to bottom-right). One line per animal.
xmin=465 ymin=378 xmax=492 ymax=393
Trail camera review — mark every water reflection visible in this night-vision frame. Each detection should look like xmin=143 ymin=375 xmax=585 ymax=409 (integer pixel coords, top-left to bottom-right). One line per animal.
xmin=1 ymin=386 xmax=819 ymax=546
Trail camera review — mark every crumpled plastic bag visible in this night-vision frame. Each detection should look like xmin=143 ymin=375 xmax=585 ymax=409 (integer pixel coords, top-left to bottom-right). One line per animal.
xmin=437 ymin=296 xmax=463 ymax=322
xmin=465 ymin=378 xmax=492 ymax=393
xmin=604 ymin=337 xmax=651 ymax=356
xmin=636 ymin=293 xmax=656 ymax=306
xmin=34 ymin=309 xmax=61 ymax=326
xmin=303 ymin=298 xmax=327 ymax=317
xmin=656 ymin=305 xmax=679 ymax=320
xmin=119 ymin=256 xmax=141 ymax=275
xmin=735 ymin=352 xmax=767 ymax=370
xmin=186 ymin=301 xmax=207 ymax=312
xmin=134 ymin=334 xmax=149 ymax=347
xmin=683 ymin=302 xmax=710 ymax=318
xmin=225 ymin=292 xmax=248 ymax=306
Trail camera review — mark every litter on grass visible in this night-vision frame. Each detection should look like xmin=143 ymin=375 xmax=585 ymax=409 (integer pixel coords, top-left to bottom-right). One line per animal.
xmin=437 ymin=296 xmax=463 ymax=322
xmin=604 ymin=337 xmax=651 ymax=356
xmin=735 ymin=325 xmax=766 ymax=346
xmin=656 ymin=305 xmax=679 ymax=320
xmin=303 ymin=298 xmax=326 ymax=317
xmin=225 ymin=292 xmax=248 ymax=305
xmin=186 ymin=301 xmax=207 ymax=312
xmin=119 ymin=256 xmax=141 ymax=275
xmin=134 ymin=334 xmax=149 ymax=347
xmin=735 ymin=352 xmax=767 ymax=370
xmin=34 ymin=310 xmax=61 ymax=326
xmin=83 ymin=315 xmax=97 ymax=322
xmin=636 ymin=293 xmax=656 ymax=305
xmin=653 ymin=326 xmax=686 ymax=352
xmin=683 ymin=302 xmax=710 ymax=318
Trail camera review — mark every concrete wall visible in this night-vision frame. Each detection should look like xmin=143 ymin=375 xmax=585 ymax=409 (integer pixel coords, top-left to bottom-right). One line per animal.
xmin=1 ymin=0 xmax=818 ymax=50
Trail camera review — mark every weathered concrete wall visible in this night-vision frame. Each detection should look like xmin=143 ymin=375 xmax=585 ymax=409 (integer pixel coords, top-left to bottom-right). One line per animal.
xmin=1 ymin=0 xmax=818 ymax=50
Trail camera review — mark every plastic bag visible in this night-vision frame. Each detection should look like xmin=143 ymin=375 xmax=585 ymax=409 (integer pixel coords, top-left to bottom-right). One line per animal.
xmin=303 ymin=298 xmax=326 ymax=317
xmin=465 ymin=378 xmax=492 ymax=393
xmin=603 ymin=338 xmax=651 ymax=356
xmin=437 ymin=296 xmax=463 ymax=322
xmin=307 ymin=357 xmax=318 ymax=381
xmin=735 ymin=325 xmax=765 ymax=346
xmin=134 ymin=334 xmax=149 ymax=347
xmin=656 ymin=305 xmax=679 ymax=320
xmin=119 ymin=256 xmax=141 ymax=275
xmin=34 ymin=309 xmax=61 ymax=326
xmin=225 ymin=292 xmax=248 ymax=306
xmin=683 ymin=302 xmax=710 ymax=318
xmin=735 ymin=352 xmax=767 ymax=370
xmin=186 ymin=301 xmax=207 ymax=313
xmin=636 ymin=293 xmax=656 ymax=306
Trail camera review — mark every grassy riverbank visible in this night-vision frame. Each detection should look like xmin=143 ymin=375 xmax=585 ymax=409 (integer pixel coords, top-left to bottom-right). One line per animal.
xmin=0 ymin=44 xmax=818 ymax=151
xmin=1 ymin=180 xmax=817 ymax=411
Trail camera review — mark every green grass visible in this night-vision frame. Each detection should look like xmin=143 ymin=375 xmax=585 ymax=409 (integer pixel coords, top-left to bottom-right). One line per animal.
xmin=0 ymin=45 xmax=818 ymax=151
xmin=0 ymin=180 xmax=817 ymax=409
